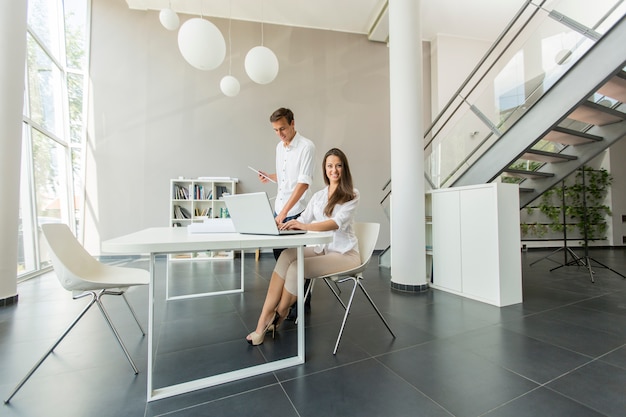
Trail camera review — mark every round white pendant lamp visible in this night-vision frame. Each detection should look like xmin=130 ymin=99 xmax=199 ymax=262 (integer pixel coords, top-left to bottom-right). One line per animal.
xmin=220 ymin=75 xmax=240 ymax=97
xmin=159 ymin=8 xmax=180 ymax=31
xmin=178 ymin=18 xmax=226 ymax=71
xmin=245 ymin=46 xmax=279 ymax=84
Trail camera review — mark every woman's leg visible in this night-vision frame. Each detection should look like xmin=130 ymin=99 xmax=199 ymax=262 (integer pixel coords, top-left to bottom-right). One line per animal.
xmin=283 ymin=249 xmax=361 ymax=295
xmin=251 ymin=271 xmax=286 ymax=336
xmin=248 ymin=248 xmax=299 ymax=339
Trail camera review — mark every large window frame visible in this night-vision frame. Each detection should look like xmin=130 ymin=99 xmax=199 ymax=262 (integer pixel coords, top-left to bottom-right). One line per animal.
xmin=18 ymin=0 xmax=89 ymax=281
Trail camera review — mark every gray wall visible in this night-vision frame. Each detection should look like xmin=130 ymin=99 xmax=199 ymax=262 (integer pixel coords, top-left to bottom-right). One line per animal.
xmin=86 ymin=0 xmax=392 ymax=253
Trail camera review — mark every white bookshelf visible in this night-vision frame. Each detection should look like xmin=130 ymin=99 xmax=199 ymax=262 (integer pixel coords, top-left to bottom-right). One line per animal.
xmin=170 ymin=177 xmax=238 ymax=260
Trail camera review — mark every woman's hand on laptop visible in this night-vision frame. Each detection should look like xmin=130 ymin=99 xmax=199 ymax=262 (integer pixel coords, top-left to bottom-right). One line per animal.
xmin=281 ymin=219 xmax=306 ymax=231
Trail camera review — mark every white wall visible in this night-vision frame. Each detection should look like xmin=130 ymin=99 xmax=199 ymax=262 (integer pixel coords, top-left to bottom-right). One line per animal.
xmin=85 ymin=0 xmax=392 ymax=253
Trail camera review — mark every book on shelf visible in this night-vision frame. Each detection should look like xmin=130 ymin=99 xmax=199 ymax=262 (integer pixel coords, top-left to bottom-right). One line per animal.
xmin=173 ymin=184 xmax=189 ymax=200
xmin=215 ymin=185 xmax=228 ymax=199
xmin=194 ymin=207 xmax=211 ymax=216
xmin=174 ymin=205 xmax=191 ymax=219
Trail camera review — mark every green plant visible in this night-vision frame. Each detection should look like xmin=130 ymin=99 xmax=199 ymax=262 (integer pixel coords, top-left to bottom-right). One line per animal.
xmin=536 ymin=166 xmax=612 ymax=245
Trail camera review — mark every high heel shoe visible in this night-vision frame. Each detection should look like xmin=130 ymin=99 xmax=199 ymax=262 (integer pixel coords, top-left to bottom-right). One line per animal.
xmin=247 ymin=312 xmax=279 ymax=346
xmin=274 ymin=307 xmax=291 ymax=331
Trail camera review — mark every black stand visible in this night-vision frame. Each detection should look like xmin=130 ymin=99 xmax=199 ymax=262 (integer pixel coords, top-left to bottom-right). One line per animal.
xmin=535 ymin=169 xmax=625 ymax=283
xmin=570 ymin=168 xmax=625 ymax=282
xmin=530 ymin=180 xmax=585 ymax=268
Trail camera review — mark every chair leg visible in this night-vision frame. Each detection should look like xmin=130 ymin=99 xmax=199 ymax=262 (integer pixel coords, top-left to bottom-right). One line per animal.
xmin=95 ymin=292 xmax=140 ymax=374
xmin=121 ymin=293 xmax=146 ymax=335
xmin=322 ymin=278 xmax=347 ymax=309
xmin=357 ymin=279 xmax=396 ymax=338
xmin=333 ymin=277 xmax=359 ymax=355
xmin=4 ymin=292 xmax=98 ymax=404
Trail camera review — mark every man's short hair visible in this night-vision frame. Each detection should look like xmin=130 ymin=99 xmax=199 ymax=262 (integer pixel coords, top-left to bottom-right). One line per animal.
xmin=270 ymin=108 xmax=294 ymax=124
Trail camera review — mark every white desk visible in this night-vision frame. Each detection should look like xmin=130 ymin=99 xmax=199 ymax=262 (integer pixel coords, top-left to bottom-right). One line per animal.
xmin=102 ymin=227 xmax=332 ymax=402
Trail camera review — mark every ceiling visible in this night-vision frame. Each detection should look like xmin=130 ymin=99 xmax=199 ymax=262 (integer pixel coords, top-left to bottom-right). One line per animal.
xmin=125 ymin=0 xmax=525 ymax=42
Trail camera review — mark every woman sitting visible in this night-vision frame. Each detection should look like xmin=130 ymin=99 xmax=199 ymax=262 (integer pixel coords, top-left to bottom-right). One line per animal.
xmin=247 ymin=148 xmax=361 ymax=345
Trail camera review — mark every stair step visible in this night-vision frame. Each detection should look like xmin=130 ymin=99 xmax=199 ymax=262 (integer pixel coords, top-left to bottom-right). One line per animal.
xmin=542 ymin=126 xmax=603 ymax=146
xmin=521 ymin=149 xmax=578 ymax=163
xmin=597 ymin=71 xmax=626 ymax=103
xmin=519 ymin=187 xmax=534 ymax=193
xmin=502 ymin=169 xmax=555 ymax=179
xmin=568 ymin=101 xmax=626 ymax=126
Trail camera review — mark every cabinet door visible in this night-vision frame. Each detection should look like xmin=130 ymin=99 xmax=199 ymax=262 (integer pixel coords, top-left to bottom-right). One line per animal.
xmin=460 ymin=187 xmax=499 ymax=302
xmin=432 ymin=191 xmax=462 ymax=292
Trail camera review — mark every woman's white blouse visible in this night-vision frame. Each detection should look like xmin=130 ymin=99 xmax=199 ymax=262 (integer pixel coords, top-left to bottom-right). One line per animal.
xmin=299 ymin=187 xmax=359 ymax=254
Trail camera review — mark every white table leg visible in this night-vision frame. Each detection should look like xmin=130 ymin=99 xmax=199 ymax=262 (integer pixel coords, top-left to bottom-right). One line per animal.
xmin=297 ymin=245 xmax=305 ymax=361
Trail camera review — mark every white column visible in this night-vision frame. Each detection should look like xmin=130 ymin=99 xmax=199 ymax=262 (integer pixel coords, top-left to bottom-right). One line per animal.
xmin=0 ymin=1 xmax=27 ymax=304
xmin=388 ymin=0 xmax=427 ymax=291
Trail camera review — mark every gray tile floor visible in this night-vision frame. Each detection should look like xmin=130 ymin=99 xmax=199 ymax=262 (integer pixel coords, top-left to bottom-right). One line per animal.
xmin=1 ymin=248 xmax=625 ymax=416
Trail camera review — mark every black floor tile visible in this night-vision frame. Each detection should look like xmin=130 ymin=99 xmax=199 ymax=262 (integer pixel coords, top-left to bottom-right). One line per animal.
xmin=547 ymin=360 xmax=626 ymax=417
xmin=159 ymin=383 xmax=299 ymax=417
xmin=444 ymin=325 xmax=592 ymax=384
xmin=501 ymin=313 xmax=625 ymax=358
xmin=482 ymin=387 xmax=606 ymax=416
xmin=282 ymin=359 xmax=450 ymax=417
xmin=377 ymin=340 xmax=540 ymax=417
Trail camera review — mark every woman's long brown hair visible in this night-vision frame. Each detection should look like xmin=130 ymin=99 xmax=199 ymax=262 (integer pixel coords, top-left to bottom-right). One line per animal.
xmin=323 ymin=148 xmax=356 ymax=217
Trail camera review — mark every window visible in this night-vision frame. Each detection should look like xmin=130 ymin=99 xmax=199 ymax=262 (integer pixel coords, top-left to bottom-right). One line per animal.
xmin=17 ymin=0 xmax=89 ymax=279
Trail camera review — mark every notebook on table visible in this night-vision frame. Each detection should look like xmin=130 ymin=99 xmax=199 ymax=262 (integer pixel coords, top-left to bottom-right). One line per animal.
xmin=223 ymin=192 xmax=307 ymax=235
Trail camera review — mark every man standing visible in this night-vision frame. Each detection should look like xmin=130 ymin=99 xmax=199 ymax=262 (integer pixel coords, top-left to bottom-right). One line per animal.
xmin=257 ymin=107 xmax=315 ymax=316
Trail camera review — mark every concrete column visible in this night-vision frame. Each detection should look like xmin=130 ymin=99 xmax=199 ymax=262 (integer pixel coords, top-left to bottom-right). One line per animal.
xmin=0 ymin=1 xmax=27 ymax=305
xmin=388 ymin=0 xmax=427 ymax=291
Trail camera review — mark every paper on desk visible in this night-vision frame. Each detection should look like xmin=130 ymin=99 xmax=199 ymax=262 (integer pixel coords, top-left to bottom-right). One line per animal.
xmin=187 ymin=218 xmax=236 ymax=233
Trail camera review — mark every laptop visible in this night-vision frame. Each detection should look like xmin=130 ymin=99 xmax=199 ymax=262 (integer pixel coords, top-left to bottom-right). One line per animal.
xmin=223 ymin=192 xmax=307 ymax=235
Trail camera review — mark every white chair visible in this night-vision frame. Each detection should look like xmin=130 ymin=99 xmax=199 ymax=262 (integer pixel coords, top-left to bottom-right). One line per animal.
xmin=5 ymin=223 xmax=149 ymax=403
xmin=303 ymin=222 xmax=395 ymax=354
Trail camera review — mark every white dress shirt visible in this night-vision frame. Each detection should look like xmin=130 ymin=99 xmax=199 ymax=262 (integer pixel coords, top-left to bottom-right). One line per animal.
xmin=275 ymin=132 xmax=316 ymax=217
xmin=300 ymin=187 xmax=360 ymax=254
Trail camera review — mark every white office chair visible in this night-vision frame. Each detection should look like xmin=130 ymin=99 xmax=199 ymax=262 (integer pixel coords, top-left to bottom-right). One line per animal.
xmin=303 ymin=222 xmax=395 ymax=354
xmin=5 ymin=223 xmax=149 ymax=403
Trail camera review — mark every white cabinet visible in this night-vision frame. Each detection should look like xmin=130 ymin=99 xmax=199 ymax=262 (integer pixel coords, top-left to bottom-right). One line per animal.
xmin=170 ymin=178 xmax=238 ymax=259
xmin=429 ymin=183 xmax=522 ymax=307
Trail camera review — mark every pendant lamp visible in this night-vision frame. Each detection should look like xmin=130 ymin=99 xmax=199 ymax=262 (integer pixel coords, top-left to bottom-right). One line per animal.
xmin=245 ymin=46 xmax=279 ymax=84
xmin=159 ymin=8 xmax=180 ymax=31
xmin=244 ymin=0 xmax=279 ymax=84
xmin=178 ymin=17 xmax=226 ymax=71
xmin=220 ymin=1 xmax=240 ymax=97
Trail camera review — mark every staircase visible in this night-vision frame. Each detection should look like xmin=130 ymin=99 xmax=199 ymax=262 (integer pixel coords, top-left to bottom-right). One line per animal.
xmin=380 ymin=2 xmax=626 ymax=267
xmin=453 ymin=32 xmax=626 ymax=207
xmin=432 ymin=14 xmax=626 ymax=207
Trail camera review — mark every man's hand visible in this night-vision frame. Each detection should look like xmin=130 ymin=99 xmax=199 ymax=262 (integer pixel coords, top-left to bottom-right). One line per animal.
xmin=275 ymin=212 xmax=287 ymax=225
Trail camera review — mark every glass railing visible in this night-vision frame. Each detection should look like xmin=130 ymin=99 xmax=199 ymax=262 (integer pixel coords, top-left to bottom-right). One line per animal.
xmin=424 ymin=0 xmax=626 ymax=189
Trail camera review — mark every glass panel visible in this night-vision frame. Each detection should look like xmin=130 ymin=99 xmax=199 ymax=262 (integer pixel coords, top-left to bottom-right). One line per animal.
xmin=67 ymin=72 xmax=84 ymax=144
xmin=32 ymin=130 xmax=69 ymax=266
xmin=63 ymin=0 xmax=88 ymax=70
xmin=425 ymin=101 xmax=492 ymax=188
xmin=552 ymin=0 xmax=625 ymax=33
xmin=71 ymin=147 xmax=83 ymax=236
xmin=18 ymin=126 xmax=36 ymax=276
xmin=27 ymin=33 xmax=64 ymax=137
xmin=27 ymin=0 xmax=61 ymax=60
xmin=471 ymin=17 xmax=594 ymax=135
